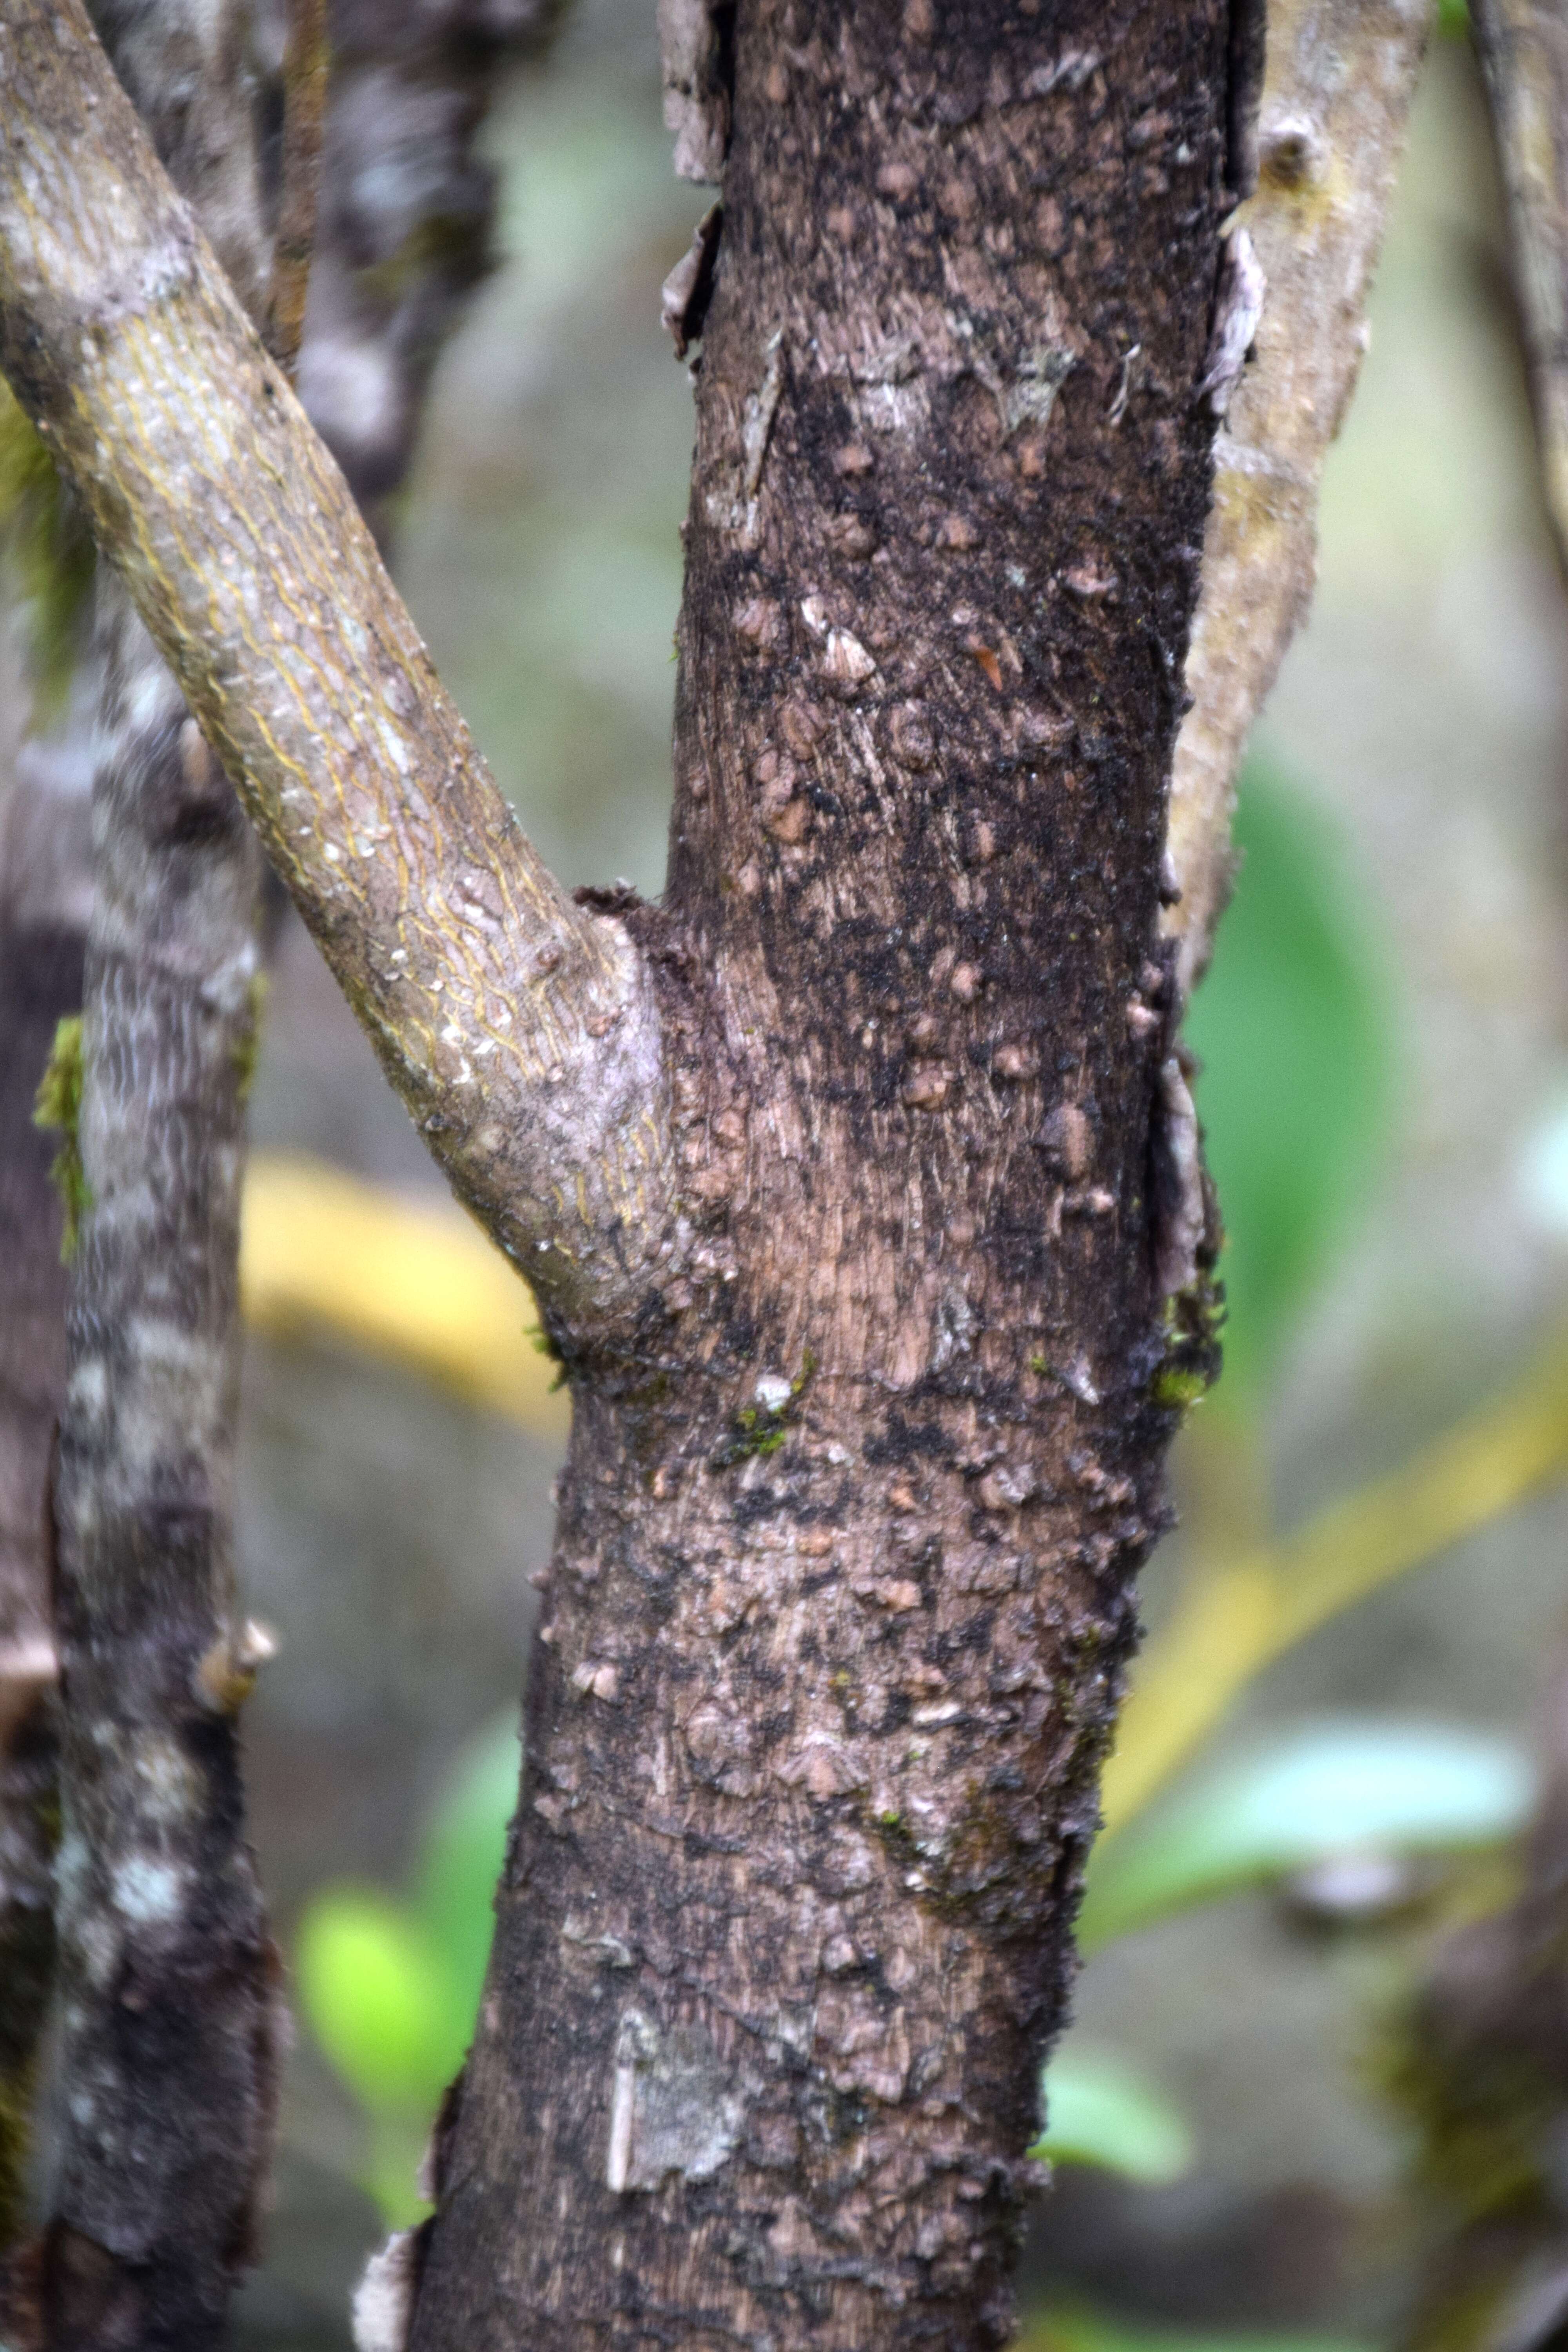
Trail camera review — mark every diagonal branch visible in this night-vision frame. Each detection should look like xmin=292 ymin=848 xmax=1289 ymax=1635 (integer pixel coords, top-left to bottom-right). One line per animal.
xmin=1471 ymin=0 xmax=1568 ymax=577
xmin=1163 ymin=0 xmax=1434 ymax=996
xmin=0 ymin=0 xmax=679 ymax=1337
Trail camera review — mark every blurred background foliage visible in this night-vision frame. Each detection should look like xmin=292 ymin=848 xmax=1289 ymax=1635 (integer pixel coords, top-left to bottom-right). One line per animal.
xmin=226 ymin=2 xmax=1568 ymax=2346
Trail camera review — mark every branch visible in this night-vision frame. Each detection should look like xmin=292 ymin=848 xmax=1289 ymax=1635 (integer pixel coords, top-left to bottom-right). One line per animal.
xmin=45 ymin=582 xmax=284 ymax=2348
xmin=267 ymin=0 xmax=330 ymax=377
xmin=1163 ymin=0 xmax=1433 ymax=995
xmin=1390 ymin=1642 xmax=1568 ymax=2349
xmin=1472 ymin=0 xmax=1568 ymax=577
xmin=0 ymin=0 xmax=677 ymax=1335
xmin=289 ymin=0 xmax=558 ymax=545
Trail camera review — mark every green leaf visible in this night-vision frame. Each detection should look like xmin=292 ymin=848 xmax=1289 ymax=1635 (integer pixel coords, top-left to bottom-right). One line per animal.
xmin=1019 ymin=2309 xmax=1374 ymax=2352
xmin=295 ymin=1890 xmax=466 ymax=2115
xmin=1185 ymin=764 xmax=1391 ymax=1403
xmin=1031 ymin=2046 xmax=1193 ymax=2185
xmin=416 ymin=1711 xmax=521 ymax=2019
xmin=1080 ymin=1719 xmax=1535 ymax=1951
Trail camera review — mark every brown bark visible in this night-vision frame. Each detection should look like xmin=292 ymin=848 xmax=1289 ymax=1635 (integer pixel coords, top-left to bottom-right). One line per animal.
xmin=2 ymin=1 xmax=1253 ymax=2344
xmin=407 ymin=6 xmax=1234 ymax=2347
xmin=266 ymin=0 xmax=330 ymax=379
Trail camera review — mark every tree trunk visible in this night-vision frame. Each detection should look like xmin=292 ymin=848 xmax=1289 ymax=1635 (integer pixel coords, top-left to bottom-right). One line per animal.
xmin=408 ymin=6 xmax=1235 ymax=2347
xmin=0 ymin=0 xmax=1251 ymax=2341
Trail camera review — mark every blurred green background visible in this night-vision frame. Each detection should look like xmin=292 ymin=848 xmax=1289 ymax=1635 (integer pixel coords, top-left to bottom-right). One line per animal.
xmin=234 ymin=5 xmax=1568 ymax=2345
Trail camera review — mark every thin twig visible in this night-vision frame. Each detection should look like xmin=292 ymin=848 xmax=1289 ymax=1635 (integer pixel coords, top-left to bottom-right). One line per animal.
xmin=267 ymin=0 xmax=329 ymax=381
xmin=1472 ymin=0 xmax=1568 ymax=579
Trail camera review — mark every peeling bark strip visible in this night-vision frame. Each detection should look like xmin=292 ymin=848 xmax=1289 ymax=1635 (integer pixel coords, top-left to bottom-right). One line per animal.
xmin=1164 ymin=0 xmax=1432 ymax=996
xmin=0 ymin=0 xmax=677 ymax=1339
xmin=409 ymin=5 xmax=1233 ymax=2347
xmin=1472 ymin=0 xmax=1568 ymax=578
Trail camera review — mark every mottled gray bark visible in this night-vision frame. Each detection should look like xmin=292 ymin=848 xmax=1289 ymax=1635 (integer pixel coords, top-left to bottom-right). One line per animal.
xmin=267 ymin=0 xmax=561 ymax=544
xmin=0 ymin=701 xmax=93 ymax=2281
xmin=44 ymin=587 xmax=279 ymax=2352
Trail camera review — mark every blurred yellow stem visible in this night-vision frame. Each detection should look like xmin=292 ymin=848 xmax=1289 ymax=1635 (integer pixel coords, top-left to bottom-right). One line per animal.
xmin=240 ymin=1154 xmax=570 ymax=1439
xmin=1101 ymin=1343 xmax=1568 ymax=1835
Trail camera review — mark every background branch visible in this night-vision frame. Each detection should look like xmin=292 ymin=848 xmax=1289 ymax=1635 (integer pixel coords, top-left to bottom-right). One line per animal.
xmin=1472 ymin=0 xmax=1568 ymax=576
xmin=0 ymin=0 xmax=675 ymax=1334
xmin=1164 ymin=0 xmax=1434 ymax=997
xmin=0 ymin=705 xmax=91 ymax=2286
xmin=267 ymin=0 xmax=330 ymax=378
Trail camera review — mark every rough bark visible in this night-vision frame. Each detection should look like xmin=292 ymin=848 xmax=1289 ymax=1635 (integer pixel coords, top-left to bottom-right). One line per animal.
xmin=1163 ymin=0 xmax=1432 ymax=996
xmin=42 ymin=586 xmax=279 ymax=2352
xmin=1472 ymin=0 xmax=1568 ymax=580
xmin=407 ymin=5 xmax=1234 ymax=2347
xmin=0 ymin=0 xmax=674 ymax=1340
